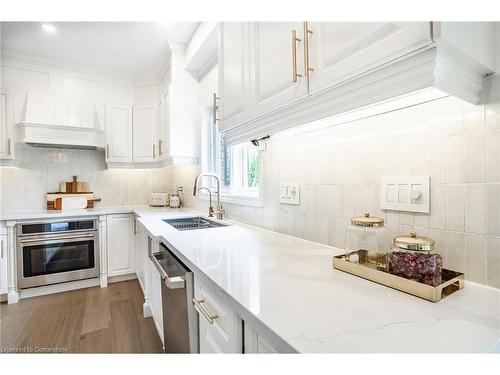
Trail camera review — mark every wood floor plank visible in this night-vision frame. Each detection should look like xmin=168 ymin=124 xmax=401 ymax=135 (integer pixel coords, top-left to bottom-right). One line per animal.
xmin=0 ymin=280 xmax=162 ymax=353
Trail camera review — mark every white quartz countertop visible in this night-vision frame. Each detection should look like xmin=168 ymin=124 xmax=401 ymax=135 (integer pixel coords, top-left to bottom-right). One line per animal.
xmin=0 ymin=205 xmax=176 ymax=221
xmin=3 ymin=206 xmax=500 ymax=352
xmin=136 ymin=211 xmax=500 ymax=353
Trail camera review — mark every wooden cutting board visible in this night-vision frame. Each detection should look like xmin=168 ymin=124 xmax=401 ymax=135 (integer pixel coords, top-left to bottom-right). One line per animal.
xmin=47 ymin=193 xmax=101 ymax=210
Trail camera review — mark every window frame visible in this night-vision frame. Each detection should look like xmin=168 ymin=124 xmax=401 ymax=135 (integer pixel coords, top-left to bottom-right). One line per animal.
xmin=199 ymin=93 xmax=263 ymax=207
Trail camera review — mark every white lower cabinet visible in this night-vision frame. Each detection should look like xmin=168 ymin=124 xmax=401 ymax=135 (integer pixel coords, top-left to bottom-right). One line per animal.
xmin=194 ymin=275 xmax=243 ymax=353
xmin=244 ymin=323 xmax=279 ymax=353
xmin=0 ymin=234 xmax=8 ymax=296
xmin=134 ymin=218 xmax=146 ymax=292
xmin=107 ymin=214 xmax=136 ymax=277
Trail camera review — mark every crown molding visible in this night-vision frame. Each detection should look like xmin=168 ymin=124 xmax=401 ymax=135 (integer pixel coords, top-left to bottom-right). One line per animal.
xmin=1 ymin=48 xmax=136 ymax=84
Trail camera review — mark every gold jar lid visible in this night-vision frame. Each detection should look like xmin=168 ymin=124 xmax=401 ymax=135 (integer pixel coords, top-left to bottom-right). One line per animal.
xmin=351 ymin=213 xmax=384 ymax=227
xmin=393 ymin=232 xmax=435 ymax=251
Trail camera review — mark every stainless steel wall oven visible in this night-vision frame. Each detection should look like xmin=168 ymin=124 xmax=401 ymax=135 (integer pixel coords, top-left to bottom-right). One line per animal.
xmin=16 ymin=218 xmax=100 ymax=289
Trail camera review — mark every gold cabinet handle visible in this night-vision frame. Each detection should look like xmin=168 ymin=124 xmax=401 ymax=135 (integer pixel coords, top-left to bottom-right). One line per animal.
xmin=192 ymin=298 xmax=219 ymax=325
xmin=7 ymin=138 xmax=11 ymax=155
xmin=158 ymin=139 xmax=163 ymax=156
xmin=153 ymin=143 xmax=156 ymax=158
xmin=303 ymin=22 xmax=314 ymax=77
xmin=212 ymin=93 xmax=220 ymax=123
xmin=291 ymin=30 xmax=302 ymax=83
xmin=0 ymin=238 xmax=3 ymax=258
xmin=106 ymin=144 xmax=109 ymax=159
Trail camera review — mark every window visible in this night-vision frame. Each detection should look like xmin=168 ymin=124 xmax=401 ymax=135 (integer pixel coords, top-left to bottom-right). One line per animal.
xmin=200 ymin=94 xmax=262 ymax=204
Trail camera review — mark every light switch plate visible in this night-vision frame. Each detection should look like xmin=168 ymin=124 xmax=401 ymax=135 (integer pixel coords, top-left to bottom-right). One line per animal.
xmin=380 ymin=176 xmax=430 ymax=213
xmin=279 ymin=181 xmax=300 ymax=205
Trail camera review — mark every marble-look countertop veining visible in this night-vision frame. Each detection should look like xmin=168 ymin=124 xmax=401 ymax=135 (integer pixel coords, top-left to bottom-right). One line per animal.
xmin=136 ymin=212 xmax=500 ymax=353
xmin=2 ymin=206 xmax=500 ymax=352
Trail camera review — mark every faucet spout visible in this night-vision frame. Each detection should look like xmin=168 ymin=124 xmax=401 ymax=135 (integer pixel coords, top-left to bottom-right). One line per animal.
xmin=193 ymin=173 xmax=224 ymax=220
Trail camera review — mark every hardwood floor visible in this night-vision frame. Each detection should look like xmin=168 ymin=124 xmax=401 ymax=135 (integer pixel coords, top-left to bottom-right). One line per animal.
xmin=0 ymin=280 xmax=163 ymax=353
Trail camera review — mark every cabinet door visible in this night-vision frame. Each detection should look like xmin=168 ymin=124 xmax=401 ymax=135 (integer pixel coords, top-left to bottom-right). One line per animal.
xmin=105 ymin=104 xmax=133 ymax=163
xmin=133 ymin=106 xmax=158 ymax=163
xmin=308 ymin=22 xmax=432 ymax=94
xmin=243 ymin=323 xmax=279 ymax=353
xmin=250 ymin=22 xmax=308 ymax=119
xmin=107 ymin=214 xmax=136 ymax=277
xmin=134 ymin=219 xmax=146 ymax=293
xmin=194 ymin=276 xmax=242 ymax=353
xmin=0 ymin=235 xmax=8 ymax=295
xmin=157 ymin=93 xmax=168 ymax=160
xmin=0 ymin=91 xmax=14 ymax=160
xmin=218 ymin=22 xmax=251 ymax=132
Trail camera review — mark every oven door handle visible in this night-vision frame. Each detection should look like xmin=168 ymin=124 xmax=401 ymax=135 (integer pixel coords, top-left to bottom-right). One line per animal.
xmin=18 ymin=233 xmax=96 ymax=243
xmin=150 ymin=255 xmax=186 ymax=289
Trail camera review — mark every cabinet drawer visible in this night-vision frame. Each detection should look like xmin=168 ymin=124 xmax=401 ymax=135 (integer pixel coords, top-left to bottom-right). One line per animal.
xmin=194 ymin=275 xmax=242 ymax=353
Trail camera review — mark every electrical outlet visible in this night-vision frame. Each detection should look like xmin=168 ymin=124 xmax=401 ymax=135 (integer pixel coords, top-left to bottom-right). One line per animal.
xmin=279 ymin=181 xmax=300 ymax=205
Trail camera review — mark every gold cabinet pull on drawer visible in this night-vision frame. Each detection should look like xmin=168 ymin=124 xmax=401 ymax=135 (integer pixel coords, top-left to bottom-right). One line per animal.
xmin=192 ymin=298 xmax=219 ymax=324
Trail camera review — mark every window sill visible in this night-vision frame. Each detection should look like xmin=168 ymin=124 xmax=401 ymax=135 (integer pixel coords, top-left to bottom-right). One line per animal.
xmin=198 ymin=191 xmax=263 ymax=208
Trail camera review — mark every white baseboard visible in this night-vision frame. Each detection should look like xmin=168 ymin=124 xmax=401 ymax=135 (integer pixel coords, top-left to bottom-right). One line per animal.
xmin=143 ymin=301 xmax=152 ymax=318
xmin=19 ymin=277 xmax=100 ymax=300
xmin=12 ymin=274 xmax=137 ymax=303
xmin=108 ymin=273 xmax=137 ymax=284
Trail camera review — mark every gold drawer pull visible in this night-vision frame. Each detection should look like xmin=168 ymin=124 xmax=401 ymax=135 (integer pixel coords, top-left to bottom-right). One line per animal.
xmin=192 ymin=298 xmax=219 ymax=324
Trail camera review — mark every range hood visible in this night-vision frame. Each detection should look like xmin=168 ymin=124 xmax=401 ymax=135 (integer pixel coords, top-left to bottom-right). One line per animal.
xmin=15 ymin=92 xmax=105 ymax=150
xmin=16 ymin=122 xmax=105 ymax=150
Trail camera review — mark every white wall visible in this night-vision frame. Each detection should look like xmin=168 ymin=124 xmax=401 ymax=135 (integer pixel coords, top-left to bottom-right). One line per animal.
xmin=180 ymin=84 xmax=500 ymax=289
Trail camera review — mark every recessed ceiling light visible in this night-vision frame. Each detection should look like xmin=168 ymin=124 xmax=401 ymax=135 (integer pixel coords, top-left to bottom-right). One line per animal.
xmin=41 ymin=23 xmax=57 ymax=34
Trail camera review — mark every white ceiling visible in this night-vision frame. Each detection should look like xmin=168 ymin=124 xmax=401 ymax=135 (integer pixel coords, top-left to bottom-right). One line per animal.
xmin=0 ymin=22 xmax=199 ymax=73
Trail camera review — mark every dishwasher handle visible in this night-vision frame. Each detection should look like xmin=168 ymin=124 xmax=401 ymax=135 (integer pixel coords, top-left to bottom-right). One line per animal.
xmin=151 ymin=254 xmax=186 ymax=289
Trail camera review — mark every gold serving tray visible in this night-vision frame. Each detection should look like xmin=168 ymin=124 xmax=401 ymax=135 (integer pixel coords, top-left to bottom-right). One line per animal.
xmin=332 ymin=251 xmax=464 ymax=302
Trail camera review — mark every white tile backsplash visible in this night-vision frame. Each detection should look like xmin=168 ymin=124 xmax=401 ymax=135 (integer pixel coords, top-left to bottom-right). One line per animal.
xmin=486 ymin=130 xmax=500 ymax=183
xmin=177 ymin=95 xmax=500 ymax=288
xmin=445 ymin=136 xmax=464 ymax=184
xmin=446 ymin=185 xmax=465 ymax=232
xmin=465 ymin=184 xmax=486 ymax=234
xmin=486 ymin=184 xmax=500 ymax=236
xmin=464 ymin=133 xmax=485 ymax=182
xmin=0 ymin=144 xmax=173 ymax=211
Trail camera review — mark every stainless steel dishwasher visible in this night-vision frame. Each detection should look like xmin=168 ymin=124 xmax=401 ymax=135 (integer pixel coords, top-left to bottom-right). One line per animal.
xmin=150 ymin=242 xmax=199 ymax=353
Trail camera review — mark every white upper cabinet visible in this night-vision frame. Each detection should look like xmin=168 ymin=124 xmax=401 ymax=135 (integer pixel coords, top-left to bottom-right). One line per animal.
xmin=0 ymin=90 xmax=14 ymax=160
xmin=105 ymin=104 xmax=133 ymax=163
xmin=250 ymin=22 xmax=308 ymax=118
xmin=308 ymin=22 xmax=432 ymax=94
xmin=219 ymin=22 xmax=496 ymax=144
xmin=132 ymin=106 xmax=158 ymax=163
xmin=157 ymin=93 xmax=168 ymax=161
xmin=218 ymin=22 xmax=251 ymax=132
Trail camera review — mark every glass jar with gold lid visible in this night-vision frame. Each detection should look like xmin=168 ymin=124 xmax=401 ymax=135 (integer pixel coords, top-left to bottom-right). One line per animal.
xmin=388 ymin=232 xmax=442 ymax=286
xmin=345 ymin=213 xmax=390 ymax=270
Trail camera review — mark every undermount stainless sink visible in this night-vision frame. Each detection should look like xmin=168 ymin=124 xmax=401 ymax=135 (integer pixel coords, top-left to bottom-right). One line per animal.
xmin=163 ymin=217 xmax=229 ymax=231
